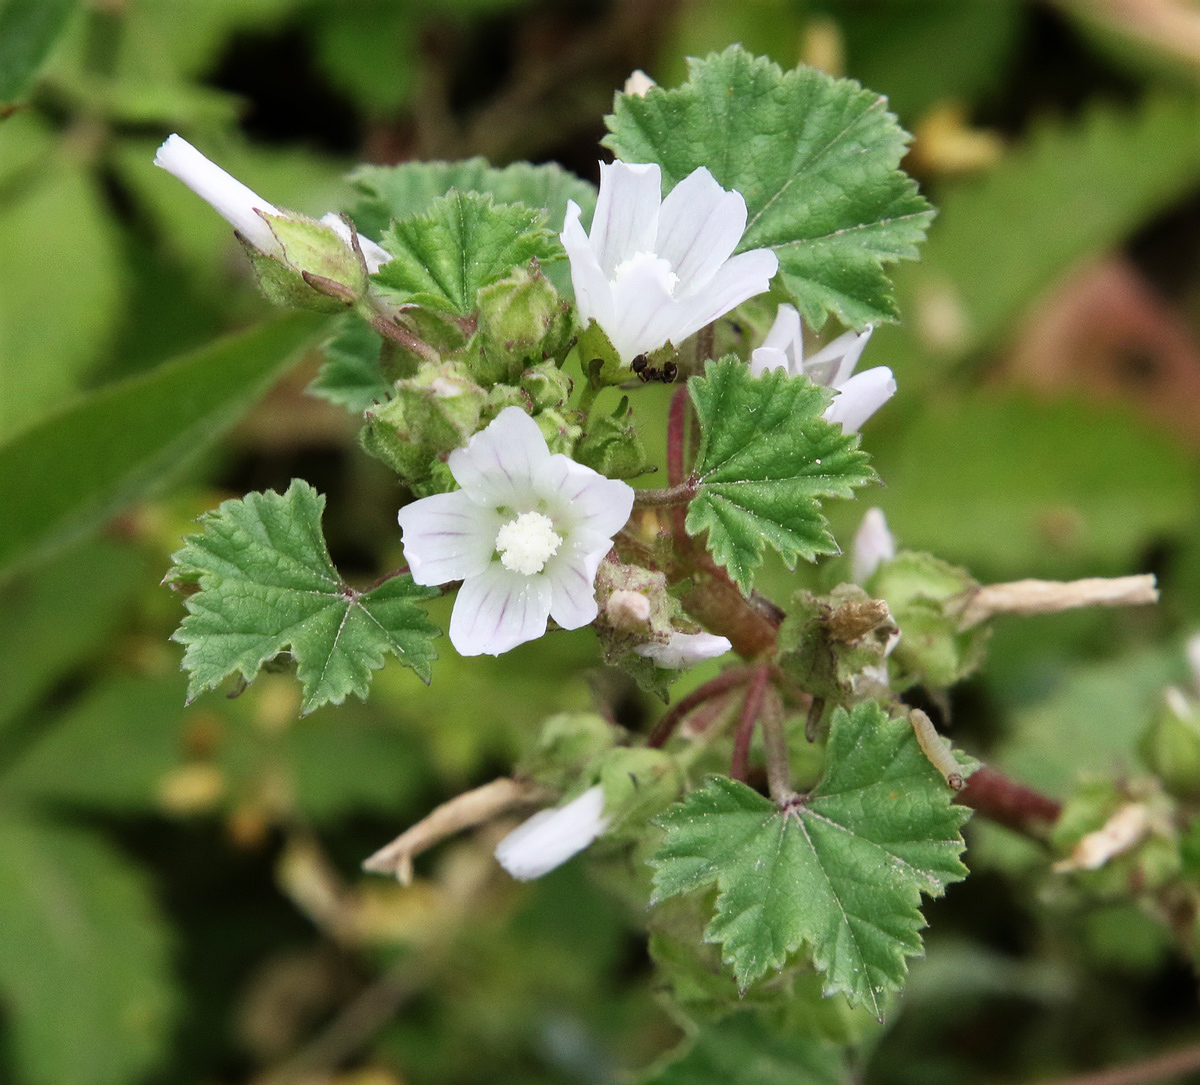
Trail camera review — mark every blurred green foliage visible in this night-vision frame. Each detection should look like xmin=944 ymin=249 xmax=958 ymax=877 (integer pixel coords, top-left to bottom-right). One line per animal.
xmin=2 ymin=0 xmax=1200 ymax=1082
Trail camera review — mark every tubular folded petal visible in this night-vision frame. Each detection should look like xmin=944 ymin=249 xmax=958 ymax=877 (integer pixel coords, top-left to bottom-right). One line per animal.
xmin=495 ymin=786 xmax=609 ymax=880
xmin=823 ymin=366 xmax=896 ymax=433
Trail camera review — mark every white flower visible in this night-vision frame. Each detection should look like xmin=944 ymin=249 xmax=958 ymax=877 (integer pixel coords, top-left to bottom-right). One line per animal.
xmin=635 ymin=631 xmax=732 ymax=669
xmin=495 ymin=785 xmax=609 ymax=880
xmin=153 ymin=134 xmax=391 ymax=273
xmin=851 ymin=507 xmax=896 ymax=585
xmin=749 ymin=304 xmax=896 ymax=433
xmin=561 ymin=162 xmax=778 ymax=364
xmin=397 ymin=407 xmax=635 ymax=656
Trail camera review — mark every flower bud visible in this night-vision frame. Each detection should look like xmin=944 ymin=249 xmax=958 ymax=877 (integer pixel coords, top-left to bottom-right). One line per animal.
xmin=1141 ymin=687 xmax=1200 ymax=800
xmin=360 ymin=363 xmax=486 ymax=485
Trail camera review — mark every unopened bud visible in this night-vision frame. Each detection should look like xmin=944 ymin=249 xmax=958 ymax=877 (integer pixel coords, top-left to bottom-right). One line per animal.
xmin=623 ymin=70 xmax=656 ymax=97
xmin=607 ymin=589 xmax=652 ymax=631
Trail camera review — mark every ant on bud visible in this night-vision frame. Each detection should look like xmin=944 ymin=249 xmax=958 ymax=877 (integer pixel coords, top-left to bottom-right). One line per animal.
xmin=630 ymin=354 xmax=679 ymax=383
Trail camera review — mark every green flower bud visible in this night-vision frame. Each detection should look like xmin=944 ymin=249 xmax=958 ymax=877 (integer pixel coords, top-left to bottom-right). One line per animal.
xmin=575 ymin=396 xmax=651 ymax=479
xmin=1141 ymin=688 xmax=1200 ymax=800
xmin=517 ymin=712 xmax=618 ymax=792
xmin=520 ymin=360 xmax=573 ymax=411
xmin=869 ymin=551 xmax=988 ymax=690
xmin=597 ymin=747 xmax=682 ymax=834
xmin=477 ymin=261 xmax=573 ymax=371
xmin=359 ymin=363 xmax=486 ymax=484
xmin=533 ymin=407 xmax=582 ymax=455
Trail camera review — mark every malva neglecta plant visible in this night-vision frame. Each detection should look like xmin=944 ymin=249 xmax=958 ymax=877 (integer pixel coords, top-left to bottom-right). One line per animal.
xmin=158 ymin=47 xmax=1173 ymax=1074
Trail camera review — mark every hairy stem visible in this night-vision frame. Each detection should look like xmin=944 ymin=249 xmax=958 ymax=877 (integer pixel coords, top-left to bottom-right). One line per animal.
xmin=956 ymin=765 xmax=1061 ymax=838
xmin=646 ymin=667 xmax=754 ymax=748
xmin=633 ymin=480 xmax=698 ymax=508
xmin=730 ymin=664 xmax=770 ymax=782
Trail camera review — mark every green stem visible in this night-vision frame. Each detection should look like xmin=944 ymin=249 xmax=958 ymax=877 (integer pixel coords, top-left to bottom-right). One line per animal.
xmin=576 ymin=379 xmax=601 ymax=423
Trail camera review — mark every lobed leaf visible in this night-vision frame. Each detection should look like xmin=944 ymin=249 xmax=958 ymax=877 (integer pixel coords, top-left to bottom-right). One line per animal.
xmin=170 ymin=479 xmax=439 ymax=715
xmin=684 ymin=358 xmax=874 ymax=593
xmin=350 ymin=156 xmax=597 ymax=238
xmin=604 ymin=45 xmax=932 ymax=329
xmin=374 ymin=190 xmax=562 ymax=316
xmin=650 ymin=702 xmax=971 ymax=1014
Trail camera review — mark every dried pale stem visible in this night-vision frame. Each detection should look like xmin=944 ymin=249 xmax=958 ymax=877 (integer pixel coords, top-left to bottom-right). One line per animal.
xmin=1014 ymin=1037 xmax=1200 ymax=1085
xmin=646 ymin=667 xmax=754 ymax=748
xmin=960 ymin=574 xmax=1158 ymax=629
xmin=730 ymin=664 xmax=770 ymax=783
xmin=362 ymin=777 xmax=548 ymax=883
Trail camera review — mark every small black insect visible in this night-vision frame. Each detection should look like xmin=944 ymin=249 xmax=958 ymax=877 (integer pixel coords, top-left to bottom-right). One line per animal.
xmin=630 ymin=354 xmax=678 ymax=383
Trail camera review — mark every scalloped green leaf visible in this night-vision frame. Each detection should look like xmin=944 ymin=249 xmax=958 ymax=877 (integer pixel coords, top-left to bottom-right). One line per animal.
xmin=170 ymin=479 xmax=439 ymax=715
xmin=604 ymin=46 xmax=932 ymax=330
xmin=684 ymin=358 xmax=874 ymax=593
xmin=349 ymin=156 xmax=597 ymax=238
xmin=650 ymin=702 xmax=971 ymax=1014
xmin=374 ymin=190 xmax=561 ymax=316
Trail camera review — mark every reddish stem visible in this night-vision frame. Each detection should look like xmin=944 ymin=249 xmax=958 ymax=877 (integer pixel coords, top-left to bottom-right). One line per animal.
xmin=956 ymin=765 xmax=1061 ymax=837
xmin=730 ymin=664 xmax=770 ymax=782
xmin=667 ymin=386 xmax=690 ymax=547
xmin=646 ymin=667 xmax=753 ymax=748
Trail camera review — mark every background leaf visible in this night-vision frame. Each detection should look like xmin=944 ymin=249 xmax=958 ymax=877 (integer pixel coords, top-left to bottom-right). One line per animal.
xmin=350 ymin=156 xmax=597 ymax=237
xmin=0 ymin=311 xmax=326 ymax=578
xmin=641 ymin=1012 xmax=848 ymax=1085
xmin=0 ymin=0 xmax=80 ymax=104
xmin=170 ymin=479 xmax=440 ymax=713
xmin=604 ymin=45 xmax=932 ymax=329
xmin=0 ymin=814 xmax=176 ymax=1085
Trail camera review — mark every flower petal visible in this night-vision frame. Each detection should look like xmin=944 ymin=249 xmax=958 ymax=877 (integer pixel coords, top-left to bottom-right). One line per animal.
xmin=154 ymin=134 xmax=283 ymax=255
xmin=397 ymin=490 xmax=500 ymax=586
xmin=535 ymin=454 xmax=635 ymax=541
xmin=655 ymin=167 xmax=749 ymax=295
xmin=851 ymin=507 xmax=896 ymax=585
xmin=805 ymin=326 xmax=874 ymax=387
xmin=495 ymin=785 xmax=609 ymax=881
xmin=561 ymin=201 xmax=616 ymax=330
xmin=605 ymin=253 xmax=684 ymax=362
xmin=318 ymin=212 xmax=392 ymax=273
xmin=588 ymin=161 xmax=661 ymax=277
xmin=449 ymin=564 xmax=552 ymax=656
xmin=543 ymin=540 xmax=608 ymax=629
xmin=635 ymin=631 xmax=733 ymax=669
xmin=749 ymin=345 xmax=789 ymax=378
xmin=448 ymin=406 xmax=548 ymax=508
xmin=667 ymin=246 xmax=778 ymax=346
xmin=823 ymin=366 xmax=896 ymax=433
